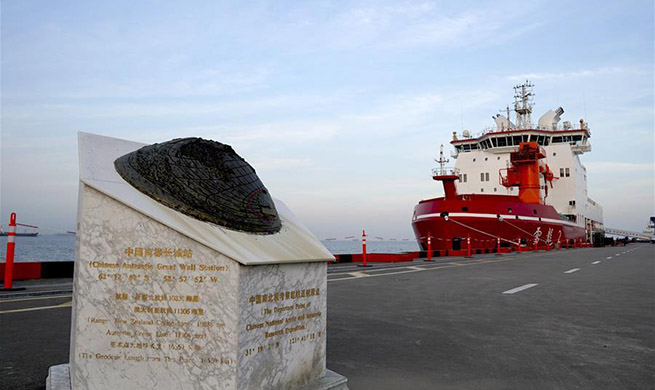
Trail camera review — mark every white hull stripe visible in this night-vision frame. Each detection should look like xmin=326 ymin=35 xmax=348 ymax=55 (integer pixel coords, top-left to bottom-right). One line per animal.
xmin=415 ymin=212 xmax=582 ymax=228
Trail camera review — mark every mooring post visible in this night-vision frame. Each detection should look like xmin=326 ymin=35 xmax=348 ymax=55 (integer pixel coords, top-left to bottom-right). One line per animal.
xmin=3 ymin=213 xmax=17 ymax=290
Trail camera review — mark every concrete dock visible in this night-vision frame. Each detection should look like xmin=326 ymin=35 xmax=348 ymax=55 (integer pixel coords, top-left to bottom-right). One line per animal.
xmin=1 ymin=244 xmax=653 ymax=389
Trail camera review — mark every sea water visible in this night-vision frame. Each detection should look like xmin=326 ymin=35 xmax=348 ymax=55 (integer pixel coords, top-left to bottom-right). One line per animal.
xmin=0 ymin=234 xmax=76 ymax=262
xmin=0 ymin=235 xmax=419 ymax=262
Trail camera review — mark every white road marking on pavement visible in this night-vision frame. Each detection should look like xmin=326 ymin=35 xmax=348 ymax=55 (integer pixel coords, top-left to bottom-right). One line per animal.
xmin=606 ymin=256 xmax=612 ymax=259
xmin=564 ymin=268 xmax=580 ymax=274
xmin=0 ymin=301 xmax=72 ymax=315
xmin=347 ymin=271 xmax=370 ymax=278
xmin=0 ymin=295 xmax=72 ymax=304
xmin=592 ymin=261 xmax=601 ymax=265
xmin=328 ymin=253 xmax=554 ymax=282
xmin=503 ymin=284 xmax=538 ymax=294
xmin=406 ymin=266 xmax=426 ymax=271
xmin=615 ymin=254 xmax=620 ymax=256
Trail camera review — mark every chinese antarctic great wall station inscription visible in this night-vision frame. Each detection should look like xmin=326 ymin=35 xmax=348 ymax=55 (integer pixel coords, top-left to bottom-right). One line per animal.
xmin=77 ymin=236 xmax=325 ymax=369
xmin=52 ymin=133 xmax=348 ymax=390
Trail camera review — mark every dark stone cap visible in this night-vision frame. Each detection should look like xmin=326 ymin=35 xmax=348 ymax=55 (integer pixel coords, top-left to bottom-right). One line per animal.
xmin=114 ymin=137 xmax=281 ymax=234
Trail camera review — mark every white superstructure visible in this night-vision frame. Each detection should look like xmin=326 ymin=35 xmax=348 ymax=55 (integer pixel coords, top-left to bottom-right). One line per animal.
xmin=448 ymin=82 xmax=604 ymax=241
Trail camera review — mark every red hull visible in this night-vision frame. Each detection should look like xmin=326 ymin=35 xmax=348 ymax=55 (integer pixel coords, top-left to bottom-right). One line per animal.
xmin=412 ymin=194 xmax=586 ymax=251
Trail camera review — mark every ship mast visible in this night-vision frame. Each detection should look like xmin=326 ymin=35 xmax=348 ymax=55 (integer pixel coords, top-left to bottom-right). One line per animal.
xmin=513 ymin=80 xmax=535 ymax=129
xmin=434 ymin=144 xmax=449 ymax=176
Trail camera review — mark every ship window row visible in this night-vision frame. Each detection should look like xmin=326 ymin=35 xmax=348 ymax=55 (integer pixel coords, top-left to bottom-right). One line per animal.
xmin=454 ymin=134 xmax=586 ymax=152
xmin=559 ymin=168 xmax=570 ymax=177
xmin=458 ymin=173 xmax=468 ymax=183
xmin=480 ymin=172 xmax=490 ymax=182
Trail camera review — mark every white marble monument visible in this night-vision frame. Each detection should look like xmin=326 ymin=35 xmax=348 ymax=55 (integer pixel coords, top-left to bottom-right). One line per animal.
xmin=47 ymin=133 xmax=348 ymax=390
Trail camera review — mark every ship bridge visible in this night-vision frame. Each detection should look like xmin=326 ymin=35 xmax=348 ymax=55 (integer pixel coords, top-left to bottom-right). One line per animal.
xmin=451 ymin=127 xmax=591 ymax=156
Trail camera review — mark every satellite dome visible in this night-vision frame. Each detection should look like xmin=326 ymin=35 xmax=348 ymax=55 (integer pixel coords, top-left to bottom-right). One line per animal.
xmin=114 ymin=137 xmax=281 ymax=234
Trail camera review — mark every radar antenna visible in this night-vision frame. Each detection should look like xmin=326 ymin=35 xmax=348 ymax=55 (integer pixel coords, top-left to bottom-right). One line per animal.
xmin=513 ymin=80 xmax=535 ymax=129
xmin=434 ymin=144 xmax=449 ymax=175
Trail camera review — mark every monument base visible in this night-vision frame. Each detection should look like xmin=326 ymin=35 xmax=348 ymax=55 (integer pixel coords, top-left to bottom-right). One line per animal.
xmin=46 ymin=364 xmax=349 ymax=390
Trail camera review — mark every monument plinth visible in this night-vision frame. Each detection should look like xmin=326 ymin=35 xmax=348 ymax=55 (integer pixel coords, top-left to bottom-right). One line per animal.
xmin=47 ymin=133 xmax=348 ymax=390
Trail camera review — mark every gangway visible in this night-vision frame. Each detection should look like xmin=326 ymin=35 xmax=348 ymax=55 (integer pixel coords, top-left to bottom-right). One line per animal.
xmin=604 ymin=228 xmax=653 ymax=241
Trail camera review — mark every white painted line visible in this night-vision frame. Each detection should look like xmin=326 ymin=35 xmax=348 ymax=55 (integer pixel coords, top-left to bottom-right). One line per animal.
xmin=564 ymin=268 xmax=580 ymax=274
xmin=406 ymin=266 xmax=426 ymax=271
xmin=606 ymin=256 xmax=612 ymax=259
xmin=592 ymin=261 xmax=601 ymax=265
xmin=503 ymin=283 xmax=538 ymax=294
xmin=0 ymin=301 xmax=72 ymax=315
xmin=347 ymin=271 xmax=370 ymax=278
xmin=0 ymin=295 xmax=72 ymax=304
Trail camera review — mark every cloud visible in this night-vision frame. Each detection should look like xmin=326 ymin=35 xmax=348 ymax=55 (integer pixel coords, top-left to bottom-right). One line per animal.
xmin=585 ymin=161 xmax=654 ymax=173
xmin=218 ymin=123 xmax=339 ymax=144
xmin=506 ymin=66 xmax=647 ymax=82
xmin=250 ymin=157 xmax=313 ymax=171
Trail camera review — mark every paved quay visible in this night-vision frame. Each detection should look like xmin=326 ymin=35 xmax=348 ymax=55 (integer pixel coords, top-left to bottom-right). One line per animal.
xmin=1 ymin=244 xmax=653 ymax=389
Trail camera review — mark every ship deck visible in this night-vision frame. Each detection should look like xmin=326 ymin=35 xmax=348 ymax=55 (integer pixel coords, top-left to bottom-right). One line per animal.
xmin=1 ymin=245 xmax=653 ymax=390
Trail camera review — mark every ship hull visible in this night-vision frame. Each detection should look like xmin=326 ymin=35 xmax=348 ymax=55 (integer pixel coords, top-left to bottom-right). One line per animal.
xmin=412 ymin=194 xmax=585 ymax=251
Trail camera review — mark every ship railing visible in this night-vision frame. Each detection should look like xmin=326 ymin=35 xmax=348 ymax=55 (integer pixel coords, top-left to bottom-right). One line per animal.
xmin=432 ymin=167 xmax=460 ymax=176
xmin=456 ymin=125 xmax=592 ymax=140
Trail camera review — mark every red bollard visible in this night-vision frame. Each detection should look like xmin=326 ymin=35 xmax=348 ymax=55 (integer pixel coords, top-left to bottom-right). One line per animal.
xmin=426 ymin=232 xmax=432 ymax=262
xmin=3 ymin=213 xmax=17 ymax=290
xmin=466 ymin=235 xmax=471 ymax=258
xmin=496 ymin=237 xmax=501 ymax=256
xmin=517 ymin=237 xmax=521 ymax=253
xmin=358 ymin=229 xmax=371 ymax=268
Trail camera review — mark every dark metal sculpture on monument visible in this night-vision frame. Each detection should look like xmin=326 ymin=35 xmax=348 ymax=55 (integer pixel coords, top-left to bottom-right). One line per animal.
xmin=114 ymin=137 xmax=281 ymax=234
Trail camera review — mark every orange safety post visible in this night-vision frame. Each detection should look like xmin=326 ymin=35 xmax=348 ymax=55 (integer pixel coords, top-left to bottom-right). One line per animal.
xmin=358 ymin=229 xmax=371 ymax=268
xmin=3 ymin=213 xmax=17 ymax=290
xmin=496 ymin=237 xmax=501 ymax=256
xmin=517 ymin=237 xmax=521 ymax=253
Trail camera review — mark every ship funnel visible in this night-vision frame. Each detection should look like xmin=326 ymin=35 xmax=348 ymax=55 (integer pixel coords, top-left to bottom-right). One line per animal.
xmin=538 ymin=106 xmax=564 ymax=130
xmin=494 ymin=114 xmax=513 ymax=131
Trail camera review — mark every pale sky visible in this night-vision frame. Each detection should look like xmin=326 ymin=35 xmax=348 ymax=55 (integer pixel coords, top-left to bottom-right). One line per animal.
xmin=1 ymin=0 xmax=653 ymax=239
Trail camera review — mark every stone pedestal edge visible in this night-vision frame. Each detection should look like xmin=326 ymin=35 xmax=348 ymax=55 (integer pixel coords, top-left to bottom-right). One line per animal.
xmin=46 ymin=364 xmax=71 ymax=390
xmin=46 ymin=364 xmax=349 ymax=390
